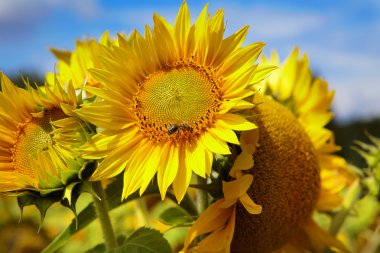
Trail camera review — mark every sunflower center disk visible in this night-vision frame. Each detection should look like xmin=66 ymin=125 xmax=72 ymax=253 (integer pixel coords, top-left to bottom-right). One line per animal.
xmin=12 ymin=109 xmax=66 ymax=177
xmin=134 ymin=64 xmax=222 ymax=142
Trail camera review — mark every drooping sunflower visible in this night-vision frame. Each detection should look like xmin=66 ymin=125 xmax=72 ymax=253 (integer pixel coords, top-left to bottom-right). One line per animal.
xmin=259 ymin=48 xmax=353 ymax=210
xmin=230 ymin=49 xmax=354 ymax=252
xmin=0 ymin=72 xmax=92 ymax=199
xmin=46 ymin=31 xmax=118 ymax=91
xmin=76 ymin=2 xmax=274 ymax=202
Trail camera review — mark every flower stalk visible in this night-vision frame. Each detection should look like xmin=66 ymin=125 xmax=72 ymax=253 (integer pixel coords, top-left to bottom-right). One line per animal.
xmin=92 ymin=181 xmax=118 ymax=250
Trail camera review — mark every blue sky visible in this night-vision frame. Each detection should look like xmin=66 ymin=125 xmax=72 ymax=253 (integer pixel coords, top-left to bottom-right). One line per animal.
xmin=0 ymin=0 xmax=379 ymax=122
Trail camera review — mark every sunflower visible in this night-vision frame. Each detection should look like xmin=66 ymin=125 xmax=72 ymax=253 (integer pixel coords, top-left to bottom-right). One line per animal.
xmin=76 ymin=2 xmax=274 ymax=202
xmin=46 ymin=31 xmax=118 ymax=92
xmin=230 ymin=49 xmax=354 ymax=252
xmin=259 ymin=48 xmax=353 ymax=210
xmin=0 ymin=72 xmax=91 ymax=195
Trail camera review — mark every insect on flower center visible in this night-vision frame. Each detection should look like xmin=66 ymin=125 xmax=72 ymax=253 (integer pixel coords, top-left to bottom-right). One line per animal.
xmin=133 ymin=60 xmax=222 ymax=142
xmin=11 ymin=108 xmax=67 ymax=177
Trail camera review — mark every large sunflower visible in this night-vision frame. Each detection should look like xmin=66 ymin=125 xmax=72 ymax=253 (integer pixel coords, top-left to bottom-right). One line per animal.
xmin=0 ymin=72 xmax=90 ymax=193
xmin=76 ymin=2 xmax=273 ymax=202
xmin=230 ymin=49 xmax=354 ymax=252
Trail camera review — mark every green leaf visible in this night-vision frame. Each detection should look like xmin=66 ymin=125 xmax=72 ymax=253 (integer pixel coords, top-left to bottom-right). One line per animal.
xmin=85 ymin=243 xmax=107 ymax=253
xmin=159 ymin=207 xmax=194 ymax=226
xmin=106 ymin=227 xmax=171 ymax=253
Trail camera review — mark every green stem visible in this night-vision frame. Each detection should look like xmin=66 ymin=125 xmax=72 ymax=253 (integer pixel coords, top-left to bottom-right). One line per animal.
xmin=92 ymin=181 xmax=118 ymax=250
xmin=196 ymin=175 xmax=208 ymax=214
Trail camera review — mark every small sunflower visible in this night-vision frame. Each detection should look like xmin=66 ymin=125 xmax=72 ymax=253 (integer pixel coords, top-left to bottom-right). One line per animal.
xmin=230 ymin=49 xmax=354 ymax=252
xmin=76 ymin=2 xmax=272 ymax=202
xmin=0 ymin=72 xmax=93 ymax=211
xmin=46 ymin=32 xmax=118 ymax=91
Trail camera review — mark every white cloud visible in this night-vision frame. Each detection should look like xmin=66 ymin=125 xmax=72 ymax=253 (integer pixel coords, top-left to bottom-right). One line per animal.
xmin=0 ymin=0 xmax=99 ymax=20
xmin=104 ymin=6 xmax=179 ymax=31
xmin=0 ymin=0 xmax=99 ymax=36
xmin=218 ymin=5 xmax=325 ymax=40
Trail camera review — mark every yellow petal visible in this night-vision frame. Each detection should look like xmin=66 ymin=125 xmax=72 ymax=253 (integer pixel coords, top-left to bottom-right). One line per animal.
xmin=157 ymin=142 xmax=179 ymax=199
xmin=174 ymin=1 xmax=190 ymax=58
xmin=172 ymin=144 xmax=192 ymax=202
xmin=185 ymin=141 xmax=206 ymax=177
xmin=230 ymin=151 xmax=253 ymax=177
xmin=139 ymin=143 xmax=162 ymax=195
xmin=182 ymin=199 xmax=232 ymax=251
xmin=239 ymin=193 xmax=262 ymax=214
xmin=200 ymin=131 xmax=231 ymax=155
xmin=221 ymin=174 xmax=253 ymax=207
xmin=122 ymin=140 xmax=153 ymax=199
xmin=90 ymin=135 xmax=142 ymax=180
xmin=209 ymin=122 xmax=240 ymax=145
xmin=198 ymin=206 xmax=236 ymax=253
xmin=218 ymin=114 xmax=257 ymax=131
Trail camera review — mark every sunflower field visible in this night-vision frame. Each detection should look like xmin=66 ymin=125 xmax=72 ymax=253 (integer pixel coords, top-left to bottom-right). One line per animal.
xmin=0 ymin=1 xmax=379 ymax=253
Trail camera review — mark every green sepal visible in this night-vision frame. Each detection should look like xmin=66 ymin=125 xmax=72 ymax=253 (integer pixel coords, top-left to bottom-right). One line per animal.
xmin=79 ymin=161 xmax=97 ymax=180
xmin=39 ymin=187 xmax=64 ymax=196
xmin=17 ymin=193 xmax=38 ymax=221
xmin=61 ymin=182 xmax=81 ymax=229
xmin=65 ymin=158 xmax=83 ymax=174
xmin=60 ymin=170 xmax=79 ymax=185
xmin=34 ymin=195 xmax=61 ymax=233
xmin=17 ymin=191 xmax=64 ymax=232
xmin=62 ymin=182 xmax=81 ymax=207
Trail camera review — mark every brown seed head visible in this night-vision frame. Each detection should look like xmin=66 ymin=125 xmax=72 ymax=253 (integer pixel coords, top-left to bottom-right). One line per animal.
xmin=232 ymin=94 xmax=320 ymax=253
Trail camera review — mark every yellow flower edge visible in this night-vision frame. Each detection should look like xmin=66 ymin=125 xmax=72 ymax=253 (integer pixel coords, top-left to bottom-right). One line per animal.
xmin=75 ymin=2 xmax=274 ymax=202
xmin=46 ymin=31 xmax=118 ymax=91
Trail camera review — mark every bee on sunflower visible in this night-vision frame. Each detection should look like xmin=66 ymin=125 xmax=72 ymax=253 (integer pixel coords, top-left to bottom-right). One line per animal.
xmin=75 ymin=2 xmax=274 ymax=203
